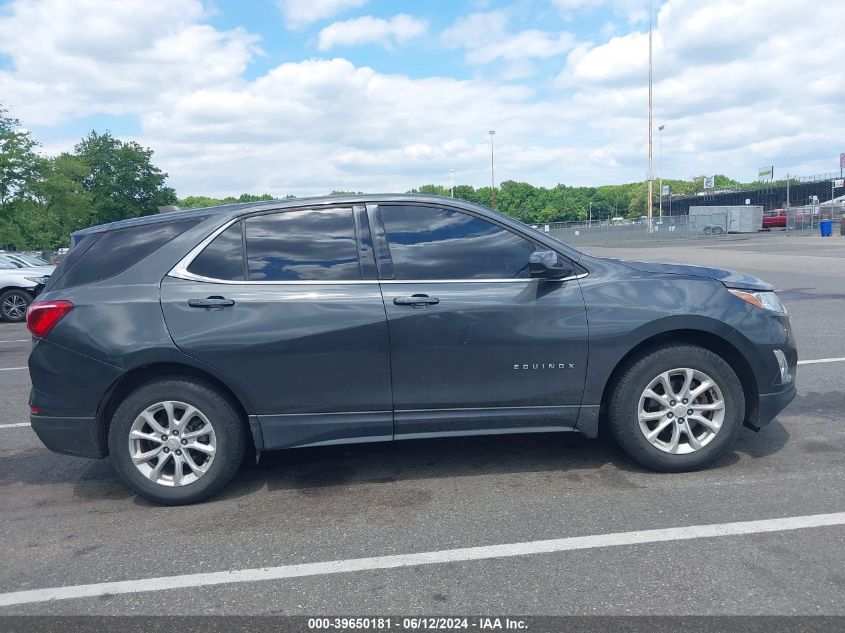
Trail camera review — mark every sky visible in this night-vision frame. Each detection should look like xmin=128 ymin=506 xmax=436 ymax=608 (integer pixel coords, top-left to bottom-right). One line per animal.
xmin=0 ymin=0 xmax=843 ymax=198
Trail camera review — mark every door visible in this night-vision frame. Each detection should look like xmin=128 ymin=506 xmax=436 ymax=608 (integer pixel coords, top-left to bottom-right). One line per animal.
xmin=161 ymin=206 xmax=393 ymax=449
xmin=369 ymin=203 xmax=589 ymax=438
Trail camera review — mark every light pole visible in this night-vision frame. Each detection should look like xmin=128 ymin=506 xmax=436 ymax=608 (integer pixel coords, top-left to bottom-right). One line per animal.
xmin=647 ymin=0 xmax=654 ymax=230
xmin=489 ymin=130 xmax=496 ymax=210
xmin=658 ymin=124 xmax=665 ymax=219
xmin=449 ymin=169 xmax=455 ymax=198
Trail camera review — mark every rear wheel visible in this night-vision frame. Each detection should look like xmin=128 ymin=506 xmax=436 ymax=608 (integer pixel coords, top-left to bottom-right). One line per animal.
xmin=109 ymin=377 xmax=247 ymax=505
xmin=0 ymin=289 xmax=31 ymax=322
xmin=607 ymin=344 xmax=744 ymax=472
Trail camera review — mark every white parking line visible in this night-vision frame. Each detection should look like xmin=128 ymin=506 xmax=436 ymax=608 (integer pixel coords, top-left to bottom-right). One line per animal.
xmin=0 ymin=512 xmax=842 ymax=607
xmin=0 ymin=339 xmax=29 ymax=344
xmin=0 ymin=422 xmax=30 ymax=429
xmin=798 ymin=357 xmax=845 ymax=366
xmin=0 ymin=367 xmax=27 ymax=372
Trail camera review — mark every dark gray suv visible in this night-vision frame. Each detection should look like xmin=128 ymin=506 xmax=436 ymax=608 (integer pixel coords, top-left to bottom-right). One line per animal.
xmin=27 ymin=195 xmax=797 ymax=504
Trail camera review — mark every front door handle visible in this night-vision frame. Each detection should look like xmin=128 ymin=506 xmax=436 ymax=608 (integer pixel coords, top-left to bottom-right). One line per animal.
xmin=393 ymin=294 xmax=440 ymax=307
xmin=188 ymin=296 xmax=235 ymax=309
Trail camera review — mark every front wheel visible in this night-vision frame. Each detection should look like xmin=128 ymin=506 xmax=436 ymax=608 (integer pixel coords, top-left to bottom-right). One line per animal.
xmin=607 ymin=344 xmax=744 ymax=472
xmin=109 ymin=377 xmax=247 ymax=505
xmin=0 ymin=289 xmax=32 ymax=322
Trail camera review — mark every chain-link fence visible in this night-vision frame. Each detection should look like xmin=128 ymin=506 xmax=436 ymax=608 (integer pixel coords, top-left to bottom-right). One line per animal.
xmin=536 ymin=205 xmax=845 ymax=247
xmin=782 ymin=204 xmax=844 ymax=234
xmin=541 ymin=213 xmax=732 ymax=248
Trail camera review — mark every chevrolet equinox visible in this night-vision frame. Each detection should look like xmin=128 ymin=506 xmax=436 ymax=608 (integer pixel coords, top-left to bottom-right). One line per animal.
xmin=26 ymin=195 xmax=797 ymax=504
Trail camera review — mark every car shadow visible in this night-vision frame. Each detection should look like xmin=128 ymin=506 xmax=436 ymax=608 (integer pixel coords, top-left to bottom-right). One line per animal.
xmin=211 ymin=419 xmax=791 ymax=503
xmin=0 ymin=420 xmax=791 ymax=506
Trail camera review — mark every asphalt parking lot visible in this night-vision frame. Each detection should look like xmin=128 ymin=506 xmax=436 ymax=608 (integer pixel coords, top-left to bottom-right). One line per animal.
xmin=0 ymin=233 xmax=843 ymax=615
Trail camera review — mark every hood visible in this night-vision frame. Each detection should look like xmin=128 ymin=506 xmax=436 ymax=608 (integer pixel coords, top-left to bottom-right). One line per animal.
xmin=613 ymin=259 xmax=775 ymax=291
xmin=13 ymin=265 xmax=55 ymax=275
xmin=21 ymin=264 xmax=56 ymax=275
xmin=0 ymin=269 xmax=46 ymax=287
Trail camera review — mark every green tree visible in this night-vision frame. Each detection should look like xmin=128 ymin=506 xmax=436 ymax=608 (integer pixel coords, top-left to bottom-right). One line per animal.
xmin=75 ymin=131 xmax=176 ymax=225
xmin=23 ymin=154 xmax=94 ymax=248
xmin=627 ymin=183 xmax=647 ymax=219
xmin=0 ymin=108 xmax=40 ymax=211
xmin=0 ymin=107 xmax=42 ymax=246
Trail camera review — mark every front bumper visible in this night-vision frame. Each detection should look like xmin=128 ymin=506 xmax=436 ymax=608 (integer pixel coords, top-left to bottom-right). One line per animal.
xmin=756 ymin=382 xmax=797 ymax=428
xmin=30 ymin=414 xmax=103 ymax=459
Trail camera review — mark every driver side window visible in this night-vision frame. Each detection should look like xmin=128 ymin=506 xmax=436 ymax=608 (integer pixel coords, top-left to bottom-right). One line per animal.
xmin=378 ymin=205 xmax=537 ymax=280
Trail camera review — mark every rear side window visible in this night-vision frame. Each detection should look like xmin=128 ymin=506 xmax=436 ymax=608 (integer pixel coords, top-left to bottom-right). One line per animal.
xmin=244 ymin=208 xmax=360 ymax=281
xmin=47 ymin=217 xmax=202 ymax=291
xmin=187 ymin=221 xmax=245 ymax=281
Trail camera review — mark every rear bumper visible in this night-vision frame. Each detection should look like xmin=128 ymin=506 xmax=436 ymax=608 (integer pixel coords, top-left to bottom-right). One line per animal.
xmin=30 ymin=414 xmax=103 ymax=459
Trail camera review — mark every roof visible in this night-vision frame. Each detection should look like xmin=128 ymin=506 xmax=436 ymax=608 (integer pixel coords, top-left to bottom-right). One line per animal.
xmin=69 ymin=192 xmax=584 ymax=261
xmin=71 ymin=193 xmax=488 ymax=237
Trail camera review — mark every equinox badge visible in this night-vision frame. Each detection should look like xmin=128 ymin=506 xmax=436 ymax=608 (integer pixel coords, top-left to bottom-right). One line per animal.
xmin=513 ymin=363 xmax=576 ymax=370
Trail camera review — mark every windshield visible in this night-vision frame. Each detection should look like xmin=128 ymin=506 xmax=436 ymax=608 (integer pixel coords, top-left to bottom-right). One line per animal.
xmin=15 ymin=253 xmax=49 ymax=266
xmin=0 ymin=255 xmax=22 ymax=269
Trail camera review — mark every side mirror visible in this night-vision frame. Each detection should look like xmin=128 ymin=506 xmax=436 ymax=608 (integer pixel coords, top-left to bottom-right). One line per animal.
xmin=529 ymin=250 xmax=573 ymax=279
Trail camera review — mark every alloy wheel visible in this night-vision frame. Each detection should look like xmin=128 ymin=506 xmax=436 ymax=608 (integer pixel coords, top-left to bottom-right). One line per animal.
xmin=637 ymin=368 xmax=725 ymax=455
xmin=127 ymin=401 xmax=216 ymax=487
xmin=2 ymin=293 xmax=28 ymax=320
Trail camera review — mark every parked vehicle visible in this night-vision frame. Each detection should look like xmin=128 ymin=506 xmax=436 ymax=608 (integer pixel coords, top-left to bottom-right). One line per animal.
xmin=689 ymin=206 xmax=763 ymax=234
xmin=27 ymin=195 xmax=797 ymax=504
xmin=762 ymin=210 xmax=787 ymax=230
xmin=0 ymin=252 xmax=52 ymax=267
xmin=0 ymin=256 xmax=52 ymax=322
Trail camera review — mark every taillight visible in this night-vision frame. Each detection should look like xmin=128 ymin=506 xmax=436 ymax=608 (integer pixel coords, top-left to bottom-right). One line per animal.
xmin=26 ymin=300 xmax=74 ymax=338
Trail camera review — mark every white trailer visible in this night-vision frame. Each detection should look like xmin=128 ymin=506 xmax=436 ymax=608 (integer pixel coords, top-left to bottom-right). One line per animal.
xmin=689 ymin=206 xmax=763 ymax=234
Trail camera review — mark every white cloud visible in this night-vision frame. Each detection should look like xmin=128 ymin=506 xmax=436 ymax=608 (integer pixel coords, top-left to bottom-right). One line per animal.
xmin=139 ymin=58 xmax=587 ymax=195
xmin=1 ymin=0 xmax=844 ymax=196
xmin=553 ymin=0 xmax=650 ymax=24
xmin=277 ymin=0 xmax=368 ymax=29
xmin=441 ymin=12 xmax=575 ymax=67
xmin=318 ymin=14 xmax=428 ymax=51
xmin=0 ymin=0 xmax=260 ymax=125
xmin=557 ymin=0 xmax=845 ymax=178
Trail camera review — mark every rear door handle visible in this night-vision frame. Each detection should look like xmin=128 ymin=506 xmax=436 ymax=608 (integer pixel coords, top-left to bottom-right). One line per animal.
xmin=188 ymin=296 xmax=235 ymax=308
xmin=393 ymin=295 xmax=440 ymax=307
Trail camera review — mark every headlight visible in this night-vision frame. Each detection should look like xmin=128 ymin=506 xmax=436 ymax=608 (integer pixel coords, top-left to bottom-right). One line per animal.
xmin=728 ymin=289 xmax=787 ymax=315
xmin=25 ymin=276 xmax=50 ymax=285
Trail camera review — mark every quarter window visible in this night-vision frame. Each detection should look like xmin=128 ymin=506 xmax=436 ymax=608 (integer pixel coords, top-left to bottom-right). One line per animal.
xmin=187 ymin=221 xmax=245 ymax=281
xmin=47 ymin=217 xmax=203 ymax=291
xmin=378 ymin=205 xmax=537 ymax=280
xmin=245 ymin=208 xmax=360 ymax=281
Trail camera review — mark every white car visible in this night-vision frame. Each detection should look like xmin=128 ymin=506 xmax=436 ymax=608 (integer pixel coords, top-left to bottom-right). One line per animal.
xmin=0 ymin=255 xmax=55 ymax=322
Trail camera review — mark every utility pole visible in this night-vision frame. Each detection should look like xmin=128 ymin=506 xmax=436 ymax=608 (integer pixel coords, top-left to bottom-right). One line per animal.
xmin=647 ymin=0 xmax=654 ymax=230
xmin=786 ymin=173 xmax=790 ymax=210
xmin=589 ymin=201 xmax=592 ymax=225
xmin=489 ymin=130 xmax=496 ymax=210
xmin=449 ymin=169 xmax=455 ymax=198
xmin=658 ymin=124 xmax=664 ymax=219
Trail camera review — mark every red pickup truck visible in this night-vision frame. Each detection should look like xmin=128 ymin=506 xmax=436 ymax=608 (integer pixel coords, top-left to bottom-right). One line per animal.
xmin=762 ymin=209 xmax=787 ymax=230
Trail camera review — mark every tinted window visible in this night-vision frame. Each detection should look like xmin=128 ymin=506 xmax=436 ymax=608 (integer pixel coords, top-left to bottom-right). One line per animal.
xmin=379 ymin=205 xmax=537 ymax=280
xmin=188 ymin=221 xmax=244 ymax=281
xmin=47 ymin=217 xmax=202 ymax=291
xmin=245 ymin=209 xmax=359 ymax=281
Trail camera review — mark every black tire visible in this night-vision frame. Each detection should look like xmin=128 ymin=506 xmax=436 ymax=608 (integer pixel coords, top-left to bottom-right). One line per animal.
xmin=0 ymin=289 xmax=32 ymax=322
xmin=109 ymin=377 xmax=247 ymax=505
xmin=607 ymin=344 xmax=744 ymax=472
